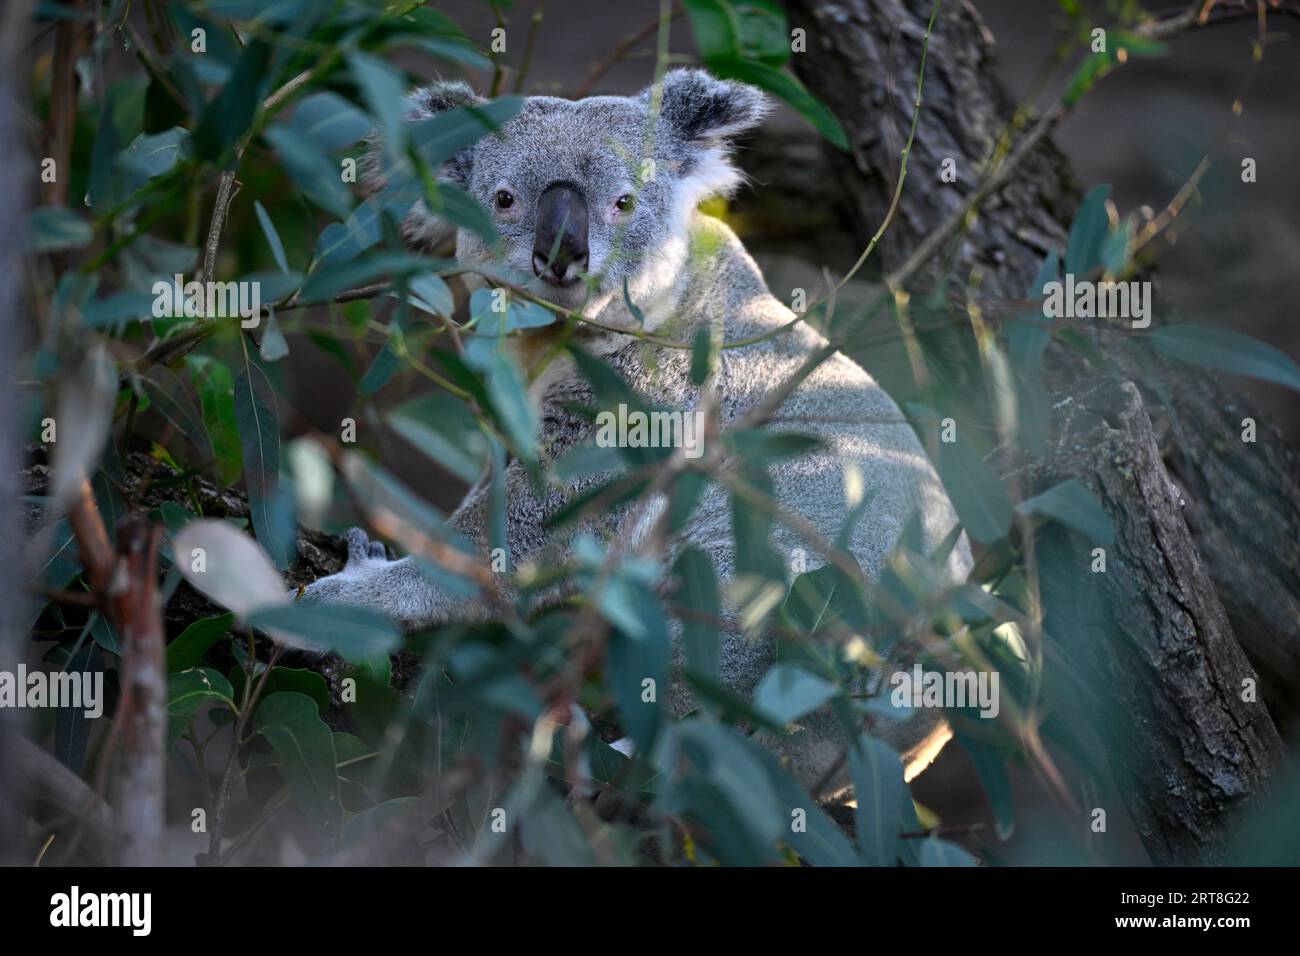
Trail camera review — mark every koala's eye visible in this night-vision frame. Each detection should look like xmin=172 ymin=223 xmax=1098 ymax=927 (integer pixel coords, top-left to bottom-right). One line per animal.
xmin=615 ymin=194 xmax=635 ymax=213
xmin=494 ymin=190 xmax=515 ymax=210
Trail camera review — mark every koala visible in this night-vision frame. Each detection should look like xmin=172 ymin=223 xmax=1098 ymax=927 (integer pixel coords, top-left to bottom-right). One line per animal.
xmin=304 ymin=69 xmax=972 ymax=791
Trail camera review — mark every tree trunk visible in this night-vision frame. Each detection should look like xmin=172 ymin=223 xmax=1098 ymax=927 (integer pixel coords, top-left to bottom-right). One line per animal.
xmin=1164 ymin=385 xmax=1300 ymax=736
xmin=780 ymin=0 xmax=1296 ymax=856
xmin=785 ymin=0 xmax=1078 ymax=299
xmin=1030 ymin=381 xmax=1283 ymax=863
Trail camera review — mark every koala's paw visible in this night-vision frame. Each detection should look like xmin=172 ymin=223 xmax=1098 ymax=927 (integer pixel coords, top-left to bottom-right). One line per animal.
xmin=300 ymin=528 xmax=455 ymax=633
xmin=298 ymin=527 xmax=393 ymax=607
xmin=343 ymin=526 xmax=391 ymax=563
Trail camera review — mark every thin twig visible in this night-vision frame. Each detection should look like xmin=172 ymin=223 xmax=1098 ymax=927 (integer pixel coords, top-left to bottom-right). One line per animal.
xmin=198 ymin=171 xmax=239 ymax=285
xmin=575 ymin=3 xmax=682 ymax=98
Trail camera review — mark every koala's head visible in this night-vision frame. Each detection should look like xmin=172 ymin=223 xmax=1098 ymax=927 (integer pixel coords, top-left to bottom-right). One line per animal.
xmin=396 ymin=69 xmax=769 ymax=314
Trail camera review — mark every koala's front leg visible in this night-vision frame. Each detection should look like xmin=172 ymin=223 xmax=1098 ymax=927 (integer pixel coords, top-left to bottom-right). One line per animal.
xmin=301 ymin=528 xmax=456 ymax=632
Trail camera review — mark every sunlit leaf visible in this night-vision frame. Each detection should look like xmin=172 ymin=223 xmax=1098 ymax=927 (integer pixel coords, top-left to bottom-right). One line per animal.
xmin=174 ymin=519 xmax=288 ymax=619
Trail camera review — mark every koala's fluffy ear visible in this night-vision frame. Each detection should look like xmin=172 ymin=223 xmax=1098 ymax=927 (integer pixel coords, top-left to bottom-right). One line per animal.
xmin=403 ymin=81 xmax=485 ymax=188
xmin=361 ymin=80 xmax=485 ymax=251
xmin=651 ymin=69 xmax=770 ymax=143
xmin=407 ymin=80 xmax=485 ymax=119
xmin=645 ymin=69 xmax=769 ymax=201
xmin=362 ymin=80 xmax=486 ymax=192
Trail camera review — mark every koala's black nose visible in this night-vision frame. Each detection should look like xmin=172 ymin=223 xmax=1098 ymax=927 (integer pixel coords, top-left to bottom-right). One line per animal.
xmin=532 ymin=182 xmax=589 ymax=286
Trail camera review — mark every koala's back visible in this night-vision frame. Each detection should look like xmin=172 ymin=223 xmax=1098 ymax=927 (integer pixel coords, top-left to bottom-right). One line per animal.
xmin=645 ymin=213 xmax=969 ymax=584
xmin=626 ymin=214 xmax=972 ymax=786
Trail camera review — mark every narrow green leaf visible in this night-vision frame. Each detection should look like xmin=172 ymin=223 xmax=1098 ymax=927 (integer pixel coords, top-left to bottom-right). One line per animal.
xmin=386 ymin=392 xmax=490 ymax=485
xmin=1065 ymin=185 xmax=1110 ymax=277
xmin=674 ymin=546 xmax=720 ymax=683
xmin=247 ymin=603 xmax=400 ymax=663
xmin=1017 ymin=477 xmax=1114 ymax=546
xmin=167 ymin=666 xmax=236 ymax=748
xmin=264 ymin=125 xmax=353 ymax=219
xmin=290 ymin=90 xmax=373 ymax=152
xmin=188 ymin=355 xmax=243 ymax=484
xmin=142 ymin=365 xmax=214 ymax=462
xmin=234 ymin=362 xmax=289 ymax=568
xmin=690 ymin=325 xmax=713 ymax=386
xmin=705 ymin=55 xmax=848 ymax=150
xmin=254 ymin=200 xmax=290 ymax=274
xmin=848 ymin=735 xmax=908 ymax=866
xmin=347 ymin=52 xmax=408 ymax=158
xmin=193 ymin=39 xmax=272 ymax=161
xmin=1152 ymin=324 xmax=1300 ymax=393
xmin=935 ymin=439 xmax=1013 ymax=545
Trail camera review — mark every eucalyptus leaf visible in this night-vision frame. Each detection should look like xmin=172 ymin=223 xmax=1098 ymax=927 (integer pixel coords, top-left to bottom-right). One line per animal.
xmin=247 ymin=603 xmax=400 ymax=662
xmin=290 ymin=90 xmax=374 ymax=152
xmin=386 ymin=392 xmax=490 ymax=484
xmin=673 ymin=547 xmax=720 ymax=683
xmin=252 ymin=691 xmax=343 ymax=837
xmin=26 ymin=207 xmax=93 ymax=253
xmin=166 ymin=613 xmax=234 ymax=672
xmin=848 ymin=735 xmax=908 ymax=866
xmin=234 ymin=362 xmax=290 ymax=568
xmin=1065 ymin=185 xmax=1110 ymax=277
xmin=254 ymin=200 xmax=291 ymax=274
xmin=1017 ymin=478 xmax=1114 ymax=546
xmin=1152 ymin=324 xmax=1300 ymax=394
xmin=754 ymin=663 xmax=837 ymax=727
xmin=174 ymin=519 xmax=289 ymax=619
xmin=935 ymin=438 xmax=1013 ymax=545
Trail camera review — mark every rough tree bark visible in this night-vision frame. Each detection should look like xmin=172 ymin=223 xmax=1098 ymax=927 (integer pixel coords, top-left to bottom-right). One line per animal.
xmin=782 ymin=0 xmax=1300 ymax=737
xmin=1030 ymin=382 xmax=1283 ymax=863
xmin=786 ymin=0 xmax=1079 ymax=299
xmin=107 ymin=518 xmax=167 ymax=866
xmin=780 ymin=0 xmax=1295 ymax=859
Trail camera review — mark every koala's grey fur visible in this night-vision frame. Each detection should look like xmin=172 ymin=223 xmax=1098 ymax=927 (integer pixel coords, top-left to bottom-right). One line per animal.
xmin=305 ymin=70 xmax=972 ymax=791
